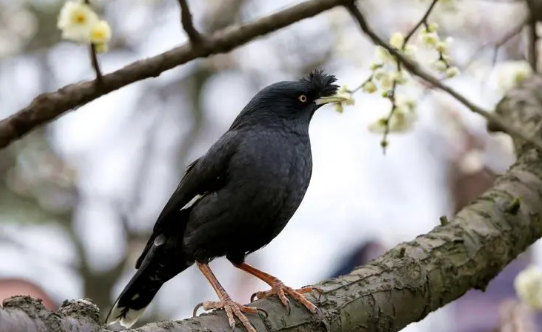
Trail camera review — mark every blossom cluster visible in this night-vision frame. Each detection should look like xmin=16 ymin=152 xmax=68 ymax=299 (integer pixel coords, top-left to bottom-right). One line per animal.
xmin=514 ymin=265 xmax=542 ymax=310
xmin=495 ymin=61 xmax=533 ymax=93
xmin=361 ymin=33 xmax=419 ymax=136
xmin=368 ymin=96 xmax=418 ymax=135
xmin=418 ymin=23 xmax=459 ymax=78
xmin=338 ymin=19 xmax=461 ymax=142
xmin=57 ymin=0 xmax=112 ymax=53
xmin=333 ymin=86 xmax=356 ymax=113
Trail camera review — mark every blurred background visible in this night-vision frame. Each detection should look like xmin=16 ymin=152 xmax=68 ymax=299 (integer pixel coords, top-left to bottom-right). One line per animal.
xmin=0 ymin=0 xmax=539 ymax=331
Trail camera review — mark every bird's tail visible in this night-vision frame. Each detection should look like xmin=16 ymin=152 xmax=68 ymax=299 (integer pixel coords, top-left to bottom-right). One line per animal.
xmin=105 ymin=242 xmax=191 ymax=328
xmin=105 ymin=267 xmax=161 ymax=328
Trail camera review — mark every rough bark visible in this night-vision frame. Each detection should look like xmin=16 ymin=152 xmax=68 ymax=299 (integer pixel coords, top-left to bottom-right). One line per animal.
xmin=2 ymin=75 xmax=542 ymax=332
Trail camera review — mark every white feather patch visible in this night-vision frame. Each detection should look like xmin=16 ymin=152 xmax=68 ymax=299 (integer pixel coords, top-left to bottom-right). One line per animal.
xmin=106 ymin=300 xmax=147 ymax=328
xmin=181 ymin=194 xmax=203 ymax=210
xmin=120 ymin=307 xmax=146 ymax=328
xmin=153 ymin=234 xmax=166 ymax=246
xmin=105 ymin=300 xmax=122 ymax=325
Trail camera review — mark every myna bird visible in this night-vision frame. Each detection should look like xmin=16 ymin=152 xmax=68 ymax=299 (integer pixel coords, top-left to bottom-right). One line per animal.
xmin=105 ymin=69 xmax=345 ymax=332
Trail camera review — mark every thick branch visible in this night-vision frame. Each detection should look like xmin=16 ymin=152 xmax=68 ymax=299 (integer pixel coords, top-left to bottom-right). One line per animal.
xmin=525 ymin=0 xmax=542 ymax=23
xmin=2 ymin=74 xmax=542 ymax=331
xmin=0 ymin=0 xmax=344 ymax=150
xmin=4 ymin=1 xmax=542 ymax=331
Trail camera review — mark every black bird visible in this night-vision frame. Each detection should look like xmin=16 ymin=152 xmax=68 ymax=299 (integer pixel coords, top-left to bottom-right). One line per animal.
xmin=105 ymin=70 xmax=344 ymax=332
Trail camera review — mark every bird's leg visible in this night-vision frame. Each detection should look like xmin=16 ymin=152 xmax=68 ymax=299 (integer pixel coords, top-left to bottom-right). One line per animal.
xmin=194 ymin=262 xmax=259 ymax=332
xmin=233 ymin=262 xmax=317 ymax=314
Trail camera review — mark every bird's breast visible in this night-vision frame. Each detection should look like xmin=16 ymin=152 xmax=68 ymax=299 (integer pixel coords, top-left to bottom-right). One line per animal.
xmin=229 ymin=130 xmax=313 ymax=220
xmin=182 ymin=129 xmax=313 ymax=260
xmin=236 ymin=131 xmax=311 ymax=184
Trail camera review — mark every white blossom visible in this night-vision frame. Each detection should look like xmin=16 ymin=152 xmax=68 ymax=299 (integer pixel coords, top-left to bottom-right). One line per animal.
xmin=445 ymin=66 xmax=460 ymax=78
xmin=389 ymin=32 xmax=405 ymax=49
xmin=57 ymin=1 xmax=100 ymax=43
xmin=395 ymin=70 xmax=409 ymax=84
xmin=419 ymin=31 xmax=440 ymax=48
xmin=427 ymin=22 xmax=439 ymax=33
xmin=403 ymin=44 xmax=417 ymax=59
xmin=89 ymin=20 xmax=112 ymax=44
xmin=378 ymin=72 xmax=396 ymax=90
xmin=375 ymin=46 xmax=395 ymax=64
xmin=433 ymin=59 xmax=448 ymax=72
xmin=336 ymin=85 xmax=355 ymax=105
xmin=495 ymin=61 xmax=533 ymax=93
xmin=333 ymin=85 xmax=355 ymax=113
xmin=373 ymin=68 xmax=386 ymax=81
xmin=368 ymin=96 xmax=417 ymax=134
xmin=361 ymin=81 xmax=377 ymax=93
xmin=515 ymin=265 xmax=542 ymax=310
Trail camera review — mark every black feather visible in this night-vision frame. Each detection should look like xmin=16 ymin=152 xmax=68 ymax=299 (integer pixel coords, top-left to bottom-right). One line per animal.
xmin=106 ymin=70 xmax=339 ymax=327
xmin=299 ymin=68 xmax=339 ymax=97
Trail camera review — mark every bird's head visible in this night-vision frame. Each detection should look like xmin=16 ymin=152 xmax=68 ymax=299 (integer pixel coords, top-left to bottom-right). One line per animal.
xmin=231 ymin=69 xmax=346 ymax=130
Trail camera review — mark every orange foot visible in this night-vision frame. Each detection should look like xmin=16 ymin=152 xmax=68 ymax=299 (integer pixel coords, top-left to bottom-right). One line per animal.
xmin=193 ymin=299 xmax=260 ymax=332
xmin=251 ymin=283 xmax=317 ymax=314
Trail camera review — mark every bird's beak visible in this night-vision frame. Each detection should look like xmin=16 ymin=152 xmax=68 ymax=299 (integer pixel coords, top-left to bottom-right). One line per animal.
xmin=314 ymin=95 xmax=349 ymax=105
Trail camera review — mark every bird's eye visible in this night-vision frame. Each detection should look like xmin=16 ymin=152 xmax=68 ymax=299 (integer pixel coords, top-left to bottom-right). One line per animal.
xmin=298 ymin=95 xmax=308 ymax=103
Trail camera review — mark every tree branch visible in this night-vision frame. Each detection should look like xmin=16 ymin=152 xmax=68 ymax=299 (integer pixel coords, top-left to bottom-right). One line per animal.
xmin=462 ymin=18 xmax=525 ymax=72
xmin=89 ymin=44 xmax=103 ymax=82
xmin=84 ymin=0 xmax=103 ymax=81
xmin=177 ymin=0 xmax=202 ymax=43
xmin=344 ymin=2 xmax=542 ymax=152
xmin=525 ymin=0 xmax=540 ymax=71
xmin=403 ymin=0 xmax=438 ymax=44
xmin=4 ymin=1 xmax=542 ymax=332
xmin=2 ymin=73 xmax=542 ymax=331
xmin=0 ymin=0 xmax=343 ymax=150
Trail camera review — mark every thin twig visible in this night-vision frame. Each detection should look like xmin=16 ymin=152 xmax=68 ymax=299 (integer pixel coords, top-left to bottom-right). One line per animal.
xmin=377 ymin=0 xmax=438 ymax=152
xmin=527 ymin=15 xmax=539 ymax=72
xmin=382 ymin=0 xmax=438 ymax=152
xmin=344 ymin=2 xmax=542 ymax=152
xmin=89 ymin=44 xmax=103 ymax=82
xmin=525 ymin=0 xmax=541 ymax=71
xmin=177 ymin=0 xmax=202 ymax=43
xmin=376 ymin=0 xmax=436 ymax=152
xmin=403 ymin=0 xmax=439 ymax=44
xmin=459 ymin=19 xmax=525 ymax=92
xmin=84 ymin=0 xmax=103 ymax=82
xmin=381 ymin=65 xmax=399 ymax=153
xmin=461 ymin=19 xmax=525 ymax=72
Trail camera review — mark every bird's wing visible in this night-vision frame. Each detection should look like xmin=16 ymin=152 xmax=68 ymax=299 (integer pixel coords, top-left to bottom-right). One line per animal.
xmin=135 ymin=131 xmax=239 ymax=269
xmin=152 ymin=158 xmax=201 ymax=225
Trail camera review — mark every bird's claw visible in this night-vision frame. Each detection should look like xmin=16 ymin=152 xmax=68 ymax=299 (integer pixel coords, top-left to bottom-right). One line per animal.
xmin=256 ymin=307 xmax=269 ymax=318
xmin=193 ymin=302 xmax=205 ymax=317
xmin=307 ymin=286 xmax=325 ymax=301
xmin=192 ymin=299 xmax=259 ymax=332
xmin=250 ymin=283 xmax=317 ymax=314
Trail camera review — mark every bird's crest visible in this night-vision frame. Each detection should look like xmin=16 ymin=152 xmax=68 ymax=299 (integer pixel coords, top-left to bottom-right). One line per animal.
xmin=299 ymin=69 xmax=339 ymax=97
